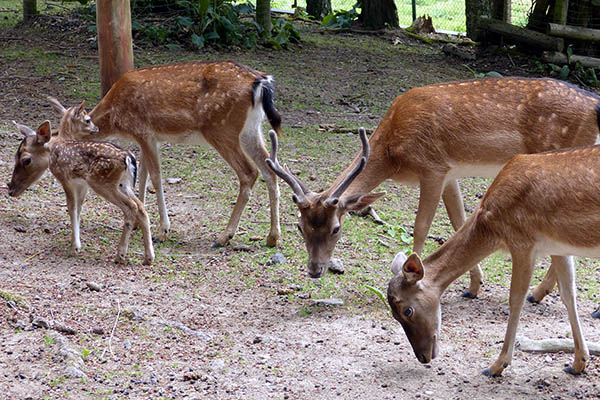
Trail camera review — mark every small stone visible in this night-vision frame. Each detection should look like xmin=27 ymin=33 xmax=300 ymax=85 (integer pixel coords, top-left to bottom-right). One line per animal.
xmin=233 ymin=244 xmax=252 ymax=252
xmin=92 ymin=327 xmax=104 ymax=335
xmin=167 ymin=177 xmax=182 ymax=184
xmin=277 ymin=288 xmax=295 ymax=296
xmin=32 ymin=317 xmax=50 ymax=329
xmin=65 ymin=366 xmax=87 ymax=379
xmin=312 ymin=298 xmax=344 ymax=306
xmin=329 ymin=259 xmax=345 ymax=274
xmin=252 ymin=336 xmax=262 ymax=344
xmin=123 ymin=339 xmax=132 ymax=350
xmin=266 ymin=253 xmax=286 ymax=266
xmin=86 ymin=282 xmax=102 ymax=292
xmin=544 ymin=355 xmax=553 ymax=363
xmin=14 ymin=225 xmax=27 ymax=233
xmin=210 ymin=359 xmax=225 ymax=372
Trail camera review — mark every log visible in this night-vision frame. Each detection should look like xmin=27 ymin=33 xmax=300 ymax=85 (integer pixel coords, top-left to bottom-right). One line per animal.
xmin=516 ymin=336 xmax=600 ymax=356
xmin=479 ymin=17 xmax=564 ymax=52
xmin=542 ymin=51 xmax=600 ymax=67
xmin=547 ymin=22 xmax=600 ymax=42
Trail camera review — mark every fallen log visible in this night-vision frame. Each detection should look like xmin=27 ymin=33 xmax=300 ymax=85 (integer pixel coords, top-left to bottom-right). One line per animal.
xmin=541 ymin=51 xmax=600 ymax=68
xmin=479 ymin=17 xmax=564 ymax=52
xmin=547 ymin=23 xmax=600 ymax=42
xmin=516 ymin=336 xmax=600 ymax=355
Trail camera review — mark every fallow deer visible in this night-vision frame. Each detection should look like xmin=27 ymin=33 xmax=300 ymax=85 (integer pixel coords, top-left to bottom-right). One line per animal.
xmin=387 ymin=144 xmax=600 ymax=376
xmin=267 ymin=77 xmax=600 ymax=303
xmin=8 ymin=115 xmax=155 ymax=265
xmin=48 ymin=60 xmax=283 ymax=248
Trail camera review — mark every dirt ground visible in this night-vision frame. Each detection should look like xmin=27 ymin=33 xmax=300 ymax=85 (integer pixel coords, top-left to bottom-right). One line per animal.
xmin=1 ymin=12 xmax=600 ymax=400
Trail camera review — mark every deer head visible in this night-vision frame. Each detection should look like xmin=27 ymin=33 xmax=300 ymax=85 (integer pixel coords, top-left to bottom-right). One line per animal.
xmin=387 ymin=252 xmax=441 ymax=364
xmin=7 ymin=121 xmax=53 ymax=197
xmin=266 ymin=128 xmax=384 ymax=278
xmin=48 ymin=96 xmax=99 ymax=139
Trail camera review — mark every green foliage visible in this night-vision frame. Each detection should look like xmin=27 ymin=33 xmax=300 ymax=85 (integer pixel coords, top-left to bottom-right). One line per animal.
xmin=535 ymin=46 xmax=600 ymax=88
xmin=365 ymin=285 xmax=389 ymax=309
xmin=322 ymin=2 xmax=359 ymax=29
xmin=127 ymin=0 xmax=299 ymax=49
xmin=462 ymin=64 xmax=502 ymax=79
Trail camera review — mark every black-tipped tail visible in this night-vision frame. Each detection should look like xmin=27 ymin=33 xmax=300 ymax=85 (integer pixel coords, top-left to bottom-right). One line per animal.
xmin=253 ymin=78 xmax=282 ymax=136
xmin=127 ymin=152 xmax=137 ymax=186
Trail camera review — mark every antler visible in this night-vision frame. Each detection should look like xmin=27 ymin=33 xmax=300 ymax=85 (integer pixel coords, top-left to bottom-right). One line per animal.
xmin=265 ymin=130 xmax=310 ymax=206
xmin=327 ymin=127 xmax=370 ymax=202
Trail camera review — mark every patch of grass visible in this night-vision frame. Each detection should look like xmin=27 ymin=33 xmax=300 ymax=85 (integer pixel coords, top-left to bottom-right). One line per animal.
xmin=0 ymin=288 xmax=27 ymax=305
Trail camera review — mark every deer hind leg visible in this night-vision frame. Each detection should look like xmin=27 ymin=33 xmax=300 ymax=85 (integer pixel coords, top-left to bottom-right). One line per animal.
xmin=212 ymin=142 xmax=258 ymax=248
xmin=442 ymin=179 xmax=483 ymax=298
xmin=138 ymin=152 xmax=149 ymax=205
xmin=553 ymin=256 xmax=589 ymax=374
xmin=63 ymin=180 xmax=88 ymax=255
xmin=527 ymin=256 xmax=558 ymax=304
xmin=138 ymin=138 xmax=170 ymax=241
xmin=484 ymin=249 xmax=535 ymax=377
xmin=119 ymin=171 xmax=154 ymax=265
xmin=240 ymin=127 xmax=281 ymax=247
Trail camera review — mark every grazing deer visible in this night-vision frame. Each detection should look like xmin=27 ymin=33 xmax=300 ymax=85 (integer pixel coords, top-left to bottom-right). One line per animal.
xmin=48 ymin=60 xmax=283 ymax=247
xmin=267 ymin=77 xmax=600 ymax=301
xmin=8 ymin=116 xmax=155 ymax=265
xmin=387 ymin=144 xmax=600 ymax=376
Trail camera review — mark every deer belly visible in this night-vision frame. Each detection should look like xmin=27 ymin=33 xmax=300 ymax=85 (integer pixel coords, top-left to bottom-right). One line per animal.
xmin=446 ymin=163 xmax=506 ymax=180
xmin=155 ymin=130 xmax=210 ymax=146
xmin=535 ymin=237 xmax=600 ymax=258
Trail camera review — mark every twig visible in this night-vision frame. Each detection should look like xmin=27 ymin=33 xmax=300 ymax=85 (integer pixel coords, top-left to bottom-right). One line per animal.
xmin=101 ymin=298 xmax=121 ymax=359
xmin=24 ymin=251 xmax=43 ymax=263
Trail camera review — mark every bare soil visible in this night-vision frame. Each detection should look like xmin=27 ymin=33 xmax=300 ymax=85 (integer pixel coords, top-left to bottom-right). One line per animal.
xmin=1 ymin=13 xmax=600 ymax=400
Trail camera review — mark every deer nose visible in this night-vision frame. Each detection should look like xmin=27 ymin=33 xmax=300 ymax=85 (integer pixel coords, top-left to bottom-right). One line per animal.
xmin=307 ymin=262 xmax=326 ymax=278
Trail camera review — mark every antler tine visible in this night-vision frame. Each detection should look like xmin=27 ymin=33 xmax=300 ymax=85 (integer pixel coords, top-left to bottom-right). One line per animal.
xmin=329 ymin=127 xmax=370 ymax=200
xmin=265 ymin=130 xmax=309 ymax=205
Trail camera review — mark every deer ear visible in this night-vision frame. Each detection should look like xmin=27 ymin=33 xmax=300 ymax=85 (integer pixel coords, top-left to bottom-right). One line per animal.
xmin=47 ymin=96 xmax=67 ymax=116
xmin=36 ymin=120 xmax=52 ymax=144
xmin=75 ymin=100 xmax=87 ymax=117
xmin=13 ymin=121 xmax=36 ymax=137
xmin=391 ymin=252 xmax=408 ymax=276
xmin=402 ymin=253 xmax=424 ymax=285
xmin=340 ymin=192 xmax=385 ymax=211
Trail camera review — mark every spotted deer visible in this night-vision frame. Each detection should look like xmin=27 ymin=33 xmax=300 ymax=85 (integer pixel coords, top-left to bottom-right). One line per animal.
xmin=48 ymin=60 xmax=283 ymax=247
xmin=8 ymin=115 xmax=155 ymax=265
xmin=267 ymin=77 xmax=600 ymax=302
xmin=387 ymin=144 xmax=600 ymax=376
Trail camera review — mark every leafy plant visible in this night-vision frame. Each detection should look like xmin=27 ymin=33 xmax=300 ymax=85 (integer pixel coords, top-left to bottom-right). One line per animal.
xmin=322 ymin=3 xmax=360 ymax=29
xmin=365 ymin=285 xmax=389 ymax=309
xmin=534 ymin=46 xmax=600 ymax=88
xmin=462 ymin=64 xmax=502 ymax=79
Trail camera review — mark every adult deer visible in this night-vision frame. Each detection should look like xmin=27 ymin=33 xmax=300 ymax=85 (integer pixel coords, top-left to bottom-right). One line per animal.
xmin=8 ymin=115 xmax=154 ymax=265
xmin=48 ymin=60 xmax=283 ymax=247
xmin=387 ymin=144 xmax=600 ymax=376
xmin=267 ymin=77 xmax=600 ymax=301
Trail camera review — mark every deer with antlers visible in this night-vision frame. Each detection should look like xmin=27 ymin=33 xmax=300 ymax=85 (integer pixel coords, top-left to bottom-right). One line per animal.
xmin=267 ymin=77 xmax=600 ymax=304
xmin=387 ymin=143 xmax=600 ymax=376
xmin=48 ymin=60 xmax=283 ymax=248
xmin=8 ymin=111 xmax=155 ymax=265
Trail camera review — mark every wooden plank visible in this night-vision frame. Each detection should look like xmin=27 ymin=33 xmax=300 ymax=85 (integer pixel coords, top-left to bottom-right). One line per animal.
xmin=479 ymin=17 xmax=564 ymax=52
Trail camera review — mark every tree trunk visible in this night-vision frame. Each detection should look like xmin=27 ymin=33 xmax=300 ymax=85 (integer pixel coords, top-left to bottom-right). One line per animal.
xmin=96 ymin=0 xmax=134 ymax=97
xmin=256 ymin=0 xmax=272 ymax=34
xmin=359 ymin=0 xmax=399 ymax=30
xmin=23 ymin=0 xmax=37 ymax=22
xmin=306 ymin=0 xmax=332 ymax=20
xmin=465 ymin=0 xmax=491 ymax=40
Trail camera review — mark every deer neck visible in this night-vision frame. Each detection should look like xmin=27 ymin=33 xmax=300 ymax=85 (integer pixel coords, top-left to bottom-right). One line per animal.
xmin=424 ymin=212 xmax=500 ymax=296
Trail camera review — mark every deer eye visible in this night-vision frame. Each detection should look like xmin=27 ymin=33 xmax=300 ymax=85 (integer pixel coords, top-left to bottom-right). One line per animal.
xmin=332 ymin=225 xmax=340 ymax=235
xmin=404 ymin=307 xmax=414 ymax=319
xmin=22 ymin=157 xmax=31 ymax=166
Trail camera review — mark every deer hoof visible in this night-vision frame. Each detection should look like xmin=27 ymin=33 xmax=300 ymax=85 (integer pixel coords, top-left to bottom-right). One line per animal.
xmin=211 ymin=241 xmax=224 ymax=249
xmin=460 ymin=290 xmax=477 ymax=299
xmin=591 ymin=308 xmax=600 ymax=319
xmin=563 ymin=365 xmax=583 ymax=375
xmin=481 ymin=368 xmax=502 ymax=377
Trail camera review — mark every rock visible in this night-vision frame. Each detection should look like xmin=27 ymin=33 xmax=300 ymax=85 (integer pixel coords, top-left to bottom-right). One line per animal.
xmin=92 ymin=327 xmax=104 ymax=335
xmin=210 ymin=358 xmax=225 ymax=372
xmin=32 ymin=317 xmax=50 ymax=329
xmin=329 ymin=259 xmax=345 ymax=274
xmin=86 ymin=281 xmax=102 ymax=292
xmin=233 ymin=244 xmax=252 ymax=252
xmin=266 ymin=253 xmax=286 ymax=266
xmin=53 ymin=323 xmax=77 ymax=335
xmin=65 ymin=366 xmax=87 ymax=379
xmin=123 ymin=308 xmax=146 ymax=321
xmin=167 ymin=177 xmax=182 ymax=184
xmin=123 ymin=339 xmax=132 ymax=350
xmin=312 ymin=298 xmax=344 ymax=306
xmin=14 ymin=225 xmax=27 ymax=233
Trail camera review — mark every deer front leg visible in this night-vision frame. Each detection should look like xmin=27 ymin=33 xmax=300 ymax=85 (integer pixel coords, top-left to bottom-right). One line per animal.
xmin=553 ymin=256 xmax=589 ymax=374
xmin=483 ymin=250 xmax=535 ymax=377
xmin=139 ymin=139 xmax=170 ymax=241
xmin=442 ymin=179 xmax=483 ymax=298
xmin=527 ymin=256 xmax=558 ymax=303
xmin=64 ymin=182 xmax=87 ymax=255
xmin=413 ymin=174 xmax=445 ymax=256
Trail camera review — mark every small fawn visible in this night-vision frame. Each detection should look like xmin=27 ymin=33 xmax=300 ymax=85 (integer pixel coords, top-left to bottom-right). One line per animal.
xmin=387 ymin=144 xmax=600 ymax=376
xmin=8 ymin=109 xmax=154 ymax=265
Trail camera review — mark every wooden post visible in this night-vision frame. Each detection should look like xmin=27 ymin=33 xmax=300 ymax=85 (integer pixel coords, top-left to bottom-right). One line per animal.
xmin=96 ymin=0 xmax=134 ymax=97
xmin=23 ymin=0 xmax=37 ymax=22
xmin=553 ymin=0 xmax=569 ymax=25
